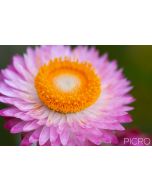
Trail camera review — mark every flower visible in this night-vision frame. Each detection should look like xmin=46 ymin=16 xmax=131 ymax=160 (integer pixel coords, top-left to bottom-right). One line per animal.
xmin=0 ymin=46 xmax=134 ymax=146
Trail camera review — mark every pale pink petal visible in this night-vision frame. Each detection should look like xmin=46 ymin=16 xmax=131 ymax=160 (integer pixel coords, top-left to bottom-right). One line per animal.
xmin=60 ymin=128 xmax=70 ymax=145
xmin=13 ymin=55 xmax=34 ymax=82
xmin=50 ymin=126 xmax=58 ymax=142
xmin=0 ymin=107 xmax=33 ymax=121
xmin=39 ymin=127 xmax=50 ymax=145
xmin=29 ymin=128 xmax=42 ymax=144
xmin=24 ymin=48 xmax=39 ymax=76
xmin=23 ymin=121 xmax=40 ymax=132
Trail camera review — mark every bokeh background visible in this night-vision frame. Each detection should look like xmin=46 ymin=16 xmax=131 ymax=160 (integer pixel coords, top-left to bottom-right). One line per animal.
xmin=0 ymin=45 xmax=152 ymax=145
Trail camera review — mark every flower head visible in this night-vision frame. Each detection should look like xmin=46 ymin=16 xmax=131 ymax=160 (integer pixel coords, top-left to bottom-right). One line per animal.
xmin=0 ymin=46 xmax=134 ymax=145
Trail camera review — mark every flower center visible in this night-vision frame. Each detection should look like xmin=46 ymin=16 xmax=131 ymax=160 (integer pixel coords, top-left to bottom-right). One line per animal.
xmin=53 ymin=73 xmax=80 ymax=92
xmin=35 ymin=58 xmax=101 ymax=113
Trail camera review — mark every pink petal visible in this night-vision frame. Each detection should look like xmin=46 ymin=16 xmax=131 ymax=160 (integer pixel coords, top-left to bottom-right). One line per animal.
xmin=117 ymin=114 xmax=133 ymax=123
xmin=0 ymin=82 xmax=17 ymax=97
xmin=20 ymin=133 xmax=33 ymax=146
xmin=39 ymin=127 xmax=50 ymax=145
xmin=24 ymin=48 xmax=39 ymax=76
xmin=23 ymin=121 xmax=39 ymax=132
xmin=50 ymin=126 xmax=58 ymax=142
xmin=11 ymin=121 xmax=26 ymax=133
xmin=60 ymin=128 xmax=70 ymax=145
xmin=4 ymin=118 xmax=20 ymax=130
xmin=0 ymin=107 xmax=33 ymax=121
xmin=29 ymin=128 xmax=42 ymax=144
xmin=51 ymin=137 xmax=62 ymax=146
xmin=13 ymin=55 xmax=33 ymax=82
xmin=1 ymin=67 xmax=23 ymax=82
xmin=87 ymin=135 xmax=102 ymax=145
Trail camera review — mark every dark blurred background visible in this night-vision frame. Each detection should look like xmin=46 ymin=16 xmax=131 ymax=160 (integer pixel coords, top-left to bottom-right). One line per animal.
xmin=0 ymin=45 xmax=152 ymax=145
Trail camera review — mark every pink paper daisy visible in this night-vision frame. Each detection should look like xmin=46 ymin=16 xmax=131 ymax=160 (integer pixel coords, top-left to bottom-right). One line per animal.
xmin=0 ymin=46 xmax=134 ymax=146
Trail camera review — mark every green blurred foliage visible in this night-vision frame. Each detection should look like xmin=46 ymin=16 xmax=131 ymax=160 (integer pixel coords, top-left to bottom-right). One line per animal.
xmin=0 ymin=45 xmax=152 ymax=145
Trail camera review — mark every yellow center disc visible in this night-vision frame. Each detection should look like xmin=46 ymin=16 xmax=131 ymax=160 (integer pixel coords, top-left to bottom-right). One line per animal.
xmin=35 ymin=58 xmax=101 ymax=113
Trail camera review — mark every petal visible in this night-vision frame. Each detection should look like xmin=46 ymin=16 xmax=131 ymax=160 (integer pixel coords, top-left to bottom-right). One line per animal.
xmin=101 ymin=130 xmax=119 ymax=144
xmin=0 ymin=107 xmax=33 ymax=121
xmin=1 ymin=67 xmax=23 ymax=82
xmin=0 ymin=82 xmax=33 ymax=100
xmin=23 ymin=121 xmax=39 ymax=132
xmin=50 ymin=126 xmax=58 ymax=142
xmin=87 ymin=135 xmax=102 ymax=145
xmin=29 ymin=128 xmax=42 ymax=144
xmin=97 ymin=122 xmax=125 ymax=131
xmin=39 ymin=127 xmax=50 ymax=145
xmin=117 ymin=114 xmax=133 ymax=123
xmin=49 ymin=45 xmax=71 ymax=60
xmin=51 ymin=137 xmax=61 ymax=146
xmin=11 ymin=121 xmax=27 ymax=133
xmin=0 ymin=82 xmax=18 ymax=97
xmin=20 ymin=133 xmax=33 ymax=146
xmin=4 ymin=118 xmax=20 ymax=130
xmin=60 ymin=128 xmax=70 ymax=145
xmin=72 ymin=46 xmax=100 ymax=64
xmin=24 ymin=48 xmax=39 ymax=76
xmin=13 ymin=55 xmax=33 ymax=82
xmin=4 ymin=78 xmax=34 ymax=93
